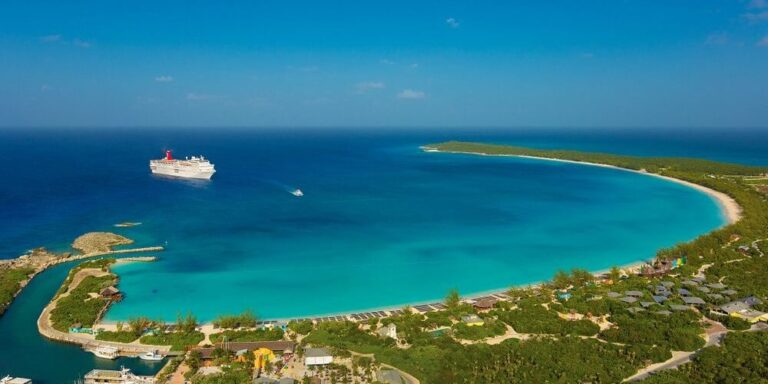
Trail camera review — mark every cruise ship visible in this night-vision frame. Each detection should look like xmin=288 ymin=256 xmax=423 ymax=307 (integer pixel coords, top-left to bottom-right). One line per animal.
xmin=149 ymin=150 xmax=215 ymax=180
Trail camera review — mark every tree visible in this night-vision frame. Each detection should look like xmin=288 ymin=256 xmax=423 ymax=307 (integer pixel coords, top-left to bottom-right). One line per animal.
xmin=608 ymin=266 xmax=621 ymax=282
xmin=187 ymin=350 xmax=202 ymax=372
xmin=570 ymin=268 xmax=594 ymax=287
xmin=128 ymin=316 xmax=152 ymax=336
xmin=115 ymin=321 xmax=124 ymax=332
xmin=551 ymin=270 xmax=571 ymax=290
xmin=445 ymin=289 xmax=461 ymax=308
xmin=177 ymin=311 xmax=198 ymax=334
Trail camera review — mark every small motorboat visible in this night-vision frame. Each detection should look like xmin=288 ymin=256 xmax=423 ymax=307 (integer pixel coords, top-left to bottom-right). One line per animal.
xmin=138 ymin=350 xmax=164 ymax=361
xmin=291 ymin=189 xmax=304 ymax=197
xmin=90 ymin=346 xmax=119 ymax=360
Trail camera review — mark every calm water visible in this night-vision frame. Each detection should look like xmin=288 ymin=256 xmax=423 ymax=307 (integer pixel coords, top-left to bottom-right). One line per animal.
xmin=0 ymin=127 xmax=765 ymax=381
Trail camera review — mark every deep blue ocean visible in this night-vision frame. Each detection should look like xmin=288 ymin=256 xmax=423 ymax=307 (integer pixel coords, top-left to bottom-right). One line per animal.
xmin=0 ymin=127 xmax=766 ymax=382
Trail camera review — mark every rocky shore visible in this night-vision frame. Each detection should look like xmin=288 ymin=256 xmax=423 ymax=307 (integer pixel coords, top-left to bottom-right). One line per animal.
xmin=72 ymin=232 xmax=134 ymax=253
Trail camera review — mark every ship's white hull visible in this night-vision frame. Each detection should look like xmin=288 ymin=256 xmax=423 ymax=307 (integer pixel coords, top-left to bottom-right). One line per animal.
xmin=139 ymin=354 xmax=164 ymax=361
xmin=150 ymin=167 xmax=215 ymax=180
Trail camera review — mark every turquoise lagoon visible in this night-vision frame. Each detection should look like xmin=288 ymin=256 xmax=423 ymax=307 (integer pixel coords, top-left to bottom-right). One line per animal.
xmin=106 ymin=149 xmax=724 ymax=321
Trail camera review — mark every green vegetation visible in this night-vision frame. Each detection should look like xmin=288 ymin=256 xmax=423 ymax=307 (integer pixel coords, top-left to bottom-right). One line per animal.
xmin=599 ymin=312 xmax=705 ymax=351
xmin=212 ymin=310 xmax=257 ymax=329
xmin=96 ymin=316 xmax=163 ymax=343
xmin=140 ymin=331 xmax=204 ymax=351
xmin=428 ymin=141 xmax=768 ymax=175
xmin=0 ymin=266 xmax=35 ymax=316
xmin=209 ymin=327 xmax=284 ymax=343
xmin=139 ymin=312 xmax=202 ymax=351
xmin=49 ymin=274 xmax=116 ymax=331
xmin=288 ymin=319 xmax=314 ymax=335
xmin=494 ymin=301 xmax=600 ymax=336
xmin=190 ymin=364 xmax=251 ymax=384
xmin=445 ymin=289 xmax=461 ymax=308
xmin=95 ymin=330 xmax=139 ymax=343
xmin=641 ymin=332 xmax=768 ymax=383
xmin=55 ymin=258 xmax=115 ymax=297
xmin=708 ymin=314 xmax=751 ymax=331
xmin=303 ymin=321 xmax=393 ymax=353
xmin=452 ymin=318 xmax=506 ymax=340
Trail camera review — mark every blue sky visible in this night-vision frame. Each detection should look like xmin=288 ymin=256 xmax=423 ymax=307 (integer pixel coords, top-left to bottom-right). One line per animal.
xmin=1 ymin=1 xmax=767 ymax=128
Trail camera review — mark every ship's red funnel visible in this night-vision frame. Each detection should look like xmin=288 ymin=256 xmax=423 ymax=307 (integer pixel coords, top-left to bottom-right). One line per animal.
xmin=166 ymin=150 xmax=172 ymax=160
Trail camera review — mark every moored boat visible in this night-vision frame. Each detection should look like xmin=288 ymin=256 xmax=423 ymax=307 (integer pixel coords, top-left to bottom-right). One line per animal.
xmin=0 ymin=376 xmax=32 ymax=384
xmin=138 ymin=350 xmax=164 ymax=361
xmin=88 ymin=346 xmax=119 ymax=360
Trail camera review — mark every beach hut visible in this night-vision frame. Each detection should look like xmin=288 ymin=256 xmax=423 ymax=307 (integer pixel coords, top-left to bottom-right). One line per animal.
xmin=304 ymin=348 xmax=333 ymax=366
xmin=620 ymin=297 xmax=638 ymax=304
xmin=682 ymin=296 xmax=706 ymax=306
xmin=707 ymin=283 xmax=727 ymax=290
xmin=473 ymin=297 xmax=498 ymax=311
xmin=707 ymin=293 xmax=724 ymax=301
xmin=100 ymin=286 xmax=122 ymax=301
xmin=461 ymin=314 xmax=485 ymax=327
xmin=377 ymin=323 xmax=397 ymax=339
xmin=719 ymin=298 xmax=768 ymax=323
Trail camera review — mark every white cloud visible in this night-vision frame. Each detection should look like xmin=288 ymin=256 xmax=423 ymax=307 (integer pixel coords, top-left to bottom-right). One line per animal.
xmin=73 ymin=39 xmax=92 ymax=48
xmin=379 ymin=59 xmax=395 ymax=65
xmin=758 ymin=36 xmax=768 ymax=46
xmin=748 ymin=0 xmax=768 ymax=9
xmin=40 ymin=34 xmax=61 ymax=43
xmin=705 ymin=32 xmax=730 ymax=45
xmin=446 ymin=17 xmax=460 ymax=28
xmin=397 ymin=89 xmax=426 ymax=99
xmin=155 ymin=75 xmax=174 ymax=83
xmin=743 ymin=11 xmax=768 ymax=22
xmin=186 ymin=93 xmax=223 ymax=101
xmin=356 ymin=81 xmax=385 ymax=93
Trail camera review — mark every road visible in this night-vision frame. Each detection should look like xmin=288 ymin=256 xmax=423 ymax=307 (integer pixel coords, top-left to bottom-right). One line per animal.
xmin=624 ymin=322 xmax=766 ymax=382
